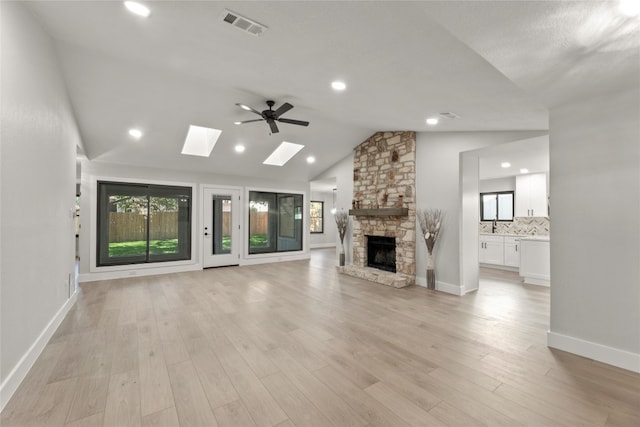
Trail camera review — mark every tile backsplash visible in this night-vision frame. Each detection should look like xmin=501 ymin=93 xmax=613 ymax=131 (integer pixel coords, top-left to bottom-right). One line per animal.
xmin=479 ymin=217 xmax=549 ymax=235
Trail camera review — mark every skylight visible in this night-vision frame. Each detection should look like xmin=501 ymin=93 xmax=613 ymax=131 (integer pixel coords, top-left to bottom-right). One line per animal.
xmin=263 ymin=141 xmax=304 ymax=166
xmin=181 ymin=125 xmax=222 ymax=157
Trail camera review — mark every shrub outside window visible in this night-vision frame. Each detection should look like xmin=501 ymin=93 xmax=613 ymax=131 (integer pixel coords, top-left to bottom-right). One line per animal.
xmin=310 ymin=201 xmax=324 ymax=233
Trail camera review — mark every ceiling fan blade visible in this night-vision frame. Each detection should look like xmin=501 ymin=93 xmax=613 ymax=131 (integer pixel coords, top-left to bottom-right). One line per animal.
xmin=268 ymin=120 xmax=279 ymax=134
xmin=235 ymin=103 xmax=263 ymax=116
xmin=278 ymin=118 xmax=309 ymax=127
xmin=235 ymin=119 xmax=265 ymax=124
xmin=273 ymin=102 xmax=293 ymax=118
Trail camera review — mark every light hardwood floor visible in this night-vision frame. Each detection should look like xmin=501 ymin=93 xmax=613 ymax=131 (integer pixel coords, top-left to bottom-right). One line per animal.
xmin=2 ymin=249 xmax=639 ymax=426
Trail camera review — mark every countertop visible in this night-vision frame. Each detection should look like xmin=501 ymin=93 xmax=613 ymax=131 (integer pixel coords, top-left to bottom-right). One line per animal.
xmin=480 ymin=233 xmax=550 ymax=241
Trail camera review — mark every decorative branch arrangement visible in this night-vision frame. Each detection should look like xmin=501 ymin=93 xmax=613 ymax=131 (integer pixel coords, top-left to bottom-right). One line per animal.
xmin=334 ymin=210 xmax=349 ymax=266
xmin=417 ymin=208 xmax=444 ymax=290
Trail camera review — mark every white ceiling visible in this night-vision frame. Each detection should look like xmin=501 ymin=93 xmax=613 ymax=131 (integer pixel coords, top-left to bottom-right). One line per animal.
xmin=26 ymin=1 xmax=638 ymax=182
xmin=479 ymin=136 xmax=549 ymax=181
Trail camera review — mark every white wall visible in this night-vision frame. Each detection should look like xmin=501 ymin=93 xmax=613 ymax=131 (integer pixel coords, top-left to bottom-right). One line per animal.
xmin=548 ymin=87 xmax=640 ymax=372
xmin=479 ymin=177 xmax=515 ymax=193
xmin=309 ymin=190 xmax=337 ymax=248
xmin=313 ymin=152 xmax=355 ymax=264
xmin=0 ymin=2 xmax=80 ymax=409
xmin=79 ymin=160 xmax=311 ymax=281
xmin=415 ymin=131 xmax=547 ymax=292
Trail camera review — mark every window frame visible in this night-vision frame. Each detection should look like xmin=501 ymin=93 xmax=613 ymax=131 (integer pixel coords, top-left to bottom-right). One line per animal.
xmin=480 ymin=190 xmax=515 ymax=222
xmin=96 ymin=181 xmax=192 ymax=267
xmin=309 ymin=200 xmax=324 ymax=234
xmin=248 ymin=190 xmax=303 ymax=255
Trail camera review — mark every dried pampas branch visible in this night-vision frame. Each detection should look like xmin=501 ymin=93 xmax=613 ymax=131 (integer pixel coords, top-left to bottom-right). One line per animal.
xmin=417 ymin=208 xmax=443 ymax=254
xmin=334 ymin=211 xmax=349 ymax=248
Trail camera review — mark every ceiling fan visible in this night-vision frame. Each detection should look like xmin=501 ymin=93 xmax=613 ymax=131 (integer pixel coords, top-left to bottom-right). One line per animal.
xmin=234 ymin=100 xmax=310 ymax=134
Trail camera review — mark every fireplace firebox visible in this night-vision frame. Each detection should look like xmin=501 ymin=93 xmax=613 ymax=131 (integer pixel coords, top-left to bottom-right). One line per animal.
xmin=367 ymin=235 xmax=396 ymax=273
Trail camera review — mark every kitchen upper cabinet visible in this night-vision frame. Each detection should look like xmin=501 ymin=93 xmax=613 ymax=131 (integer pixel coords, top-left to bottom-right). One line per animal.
xmin=479 ymin=235 xmax=504 ymax=265
xmin=503 ymin=236 xmax=520 ymax=267
xmin=515 ymin=173 xmax=547 ymax=217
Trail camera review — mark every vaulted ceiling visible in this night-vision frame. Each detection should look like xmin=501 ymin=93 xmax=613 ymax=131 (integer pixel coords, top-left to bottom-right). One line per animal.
xmin=27 ymin=1 xmax=638 ymax=182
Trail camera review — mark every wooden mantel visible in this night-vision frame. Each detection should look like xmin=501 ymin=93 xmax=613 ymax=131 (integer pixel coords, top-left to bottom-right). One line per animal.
xmin=348 ymin=208 xmax=409 ymax=217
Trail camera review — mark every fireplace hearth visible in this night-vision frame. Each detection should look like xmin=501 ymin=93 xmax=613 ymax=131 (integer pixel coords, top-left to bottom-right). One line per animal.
xmin=367 ymin=235 xmax=396 ymax=273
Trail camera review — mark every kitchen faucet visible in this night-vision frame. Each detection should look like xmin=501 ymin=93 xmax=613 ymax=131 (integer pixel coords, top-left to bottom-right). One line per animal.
xmin=492 ymin=219 xmax=497 ymax=233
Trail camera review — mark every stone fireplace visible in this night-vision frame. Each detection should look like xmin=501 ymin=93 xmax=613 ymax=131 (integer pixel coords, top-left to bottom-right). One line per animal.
xmin=367 ymin=235 xmax=396 ymax=273
xmin=340 ymin=131 xmax=416 ymax=288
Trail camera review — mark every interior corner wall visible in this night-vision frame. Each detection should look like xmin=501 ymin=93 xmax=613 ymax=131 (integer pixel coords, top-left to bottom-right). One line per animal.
xmin=549 ymin=87 xmax=640 ymax=370
xmin=312 ymin=152 xmax=355 ymax=264
xmin=415 ymin=131 xmax=547 ymax=292
xmin=310 ymin=190 xmax=337 ymax=248
xmin=1 ymin=2 xmax=80 ymax=407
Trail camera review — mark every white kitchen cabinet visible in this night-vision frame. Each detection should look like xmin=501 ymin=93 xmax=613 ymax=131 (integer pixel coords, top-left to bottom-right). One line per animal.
xmin=519 ymin=237 xmax=550 ymax=286
xmin=503 ymin=236 xmax=520 ymax=267
xmin=515 ymin=173 xmax=548 ymax=217
xmin=479 ymin=235 xmax=504 ymax=265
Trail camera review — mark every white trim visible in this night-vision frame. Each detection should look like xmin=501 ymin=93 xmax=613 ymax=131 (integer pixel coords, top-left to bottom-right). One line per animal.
xmin=479 ymin=263 xmax=519 ymax=273
xmin=310 ymin=243 xmax=337 ymax=249
xmin=241 ymin=253 xmax=310 ymax=266
xmin=547 ymin=331 xmax=640 ymax=373
xmin=0 ymin=291 xmax=78 ymax=412
xmin=415 ymin=277 xmax=465 ymax=296
xmin=79 ymin=263 xmax=201 ymax=282
xmin=523 ymin=276 xmax=550 ymax=286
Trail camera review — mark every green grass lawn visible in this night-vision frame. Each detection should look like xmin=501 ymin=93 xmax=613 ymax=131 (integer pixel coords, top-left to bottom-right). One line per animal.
xmin=109 ymin=234 xmax=267 ymax=257
xmin=109 ymin=239 xmax=178 ymax=257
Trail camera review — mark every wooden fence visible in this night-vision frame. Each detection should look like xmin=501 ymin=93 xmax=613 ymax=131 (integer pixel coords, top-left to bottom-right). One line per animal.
xmin=109 ymin=212 xmax=178 ymax=242
xmin=109 ymin=211 xmax=263 ymax=242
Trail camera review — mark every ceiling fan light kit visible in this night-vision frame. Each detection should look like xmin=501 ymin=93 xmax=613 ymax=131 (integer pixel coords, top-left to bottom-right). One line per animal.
xmin=235 ymin=100 xmax=309 ymax=134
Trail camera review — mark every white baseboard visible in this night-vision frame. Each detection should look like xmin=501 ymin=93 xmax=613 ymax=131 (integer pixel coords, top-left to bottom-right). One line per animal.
xmin=415 ymin=277 xmax=465 ymax=296
xmin=0 ymin=291 xmax=78 ymax=412
xmin=547 ymin=331 xmax=640 ymax=373
xmin=241 ymin=253 xmax=311 ymax=266
xmin=310 ymin=243 xmax=337 ymax=249
xmin=79 ymin=263 xmax=201 ymax=282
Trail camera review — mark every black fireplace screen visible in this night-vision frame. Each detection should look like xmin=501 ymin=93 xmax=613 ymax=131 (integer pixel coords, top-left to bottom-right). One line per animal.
xmin=367 ymin=235 xmax=396 ymax=273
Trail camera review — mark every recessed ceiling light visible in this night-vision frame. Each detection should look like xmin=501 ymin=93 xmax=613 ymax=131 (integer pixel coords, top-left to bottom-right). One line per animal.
xmin=233 ymin=121 xmax=242 ymax=125
xmin=520 ymin=168 xmax=529 ymax=174
xmin=306 ymin=156 xmax=316 ymax=164
xmin=501 ymin=162 xmax=511 ymax=168
xmin=331 ymin=81 xmax=346 ymax=91
xmin=181 ymin=125 xmax=222 ymax=157
xmin=263 ymin=141 xmax=304 ymax=166
xmin=619 ymin=0 xmax=640 ymax=16
xmin=426 ymin=118 xmax=439 ymax=125
xmin=128 ymin=128 xmax=143 ymax=139
xmin=238 ymin=104 xmax=252 ymax=111
xmin=124 ymin=1 xmax=150 ymax=17
xmin=235 ymin=144 xmax=245 ymax=153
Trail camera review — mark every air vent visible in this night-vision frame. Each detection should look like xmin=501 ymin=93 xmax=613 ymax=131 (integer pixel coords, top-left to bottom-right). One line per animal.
xmin=221 ymin=9 xmax=267 ymax=37
xmin=439 ymin=112 xmax=460 ymax=119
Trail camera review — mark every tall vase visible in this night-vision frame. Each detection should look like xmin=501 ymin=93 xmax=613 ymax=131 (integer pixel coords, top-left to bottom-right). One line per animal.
xmin=339 ymin=242 xmax=345 ymax=266
xmin=426 ymin=250 xmax=435 ymax=290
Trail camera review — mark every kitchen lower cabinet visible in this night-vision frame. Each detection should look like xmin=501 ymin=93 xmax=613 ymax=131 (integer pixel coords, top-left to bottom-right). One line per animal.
xmin=503 ymin=236 xmax=520 ymax=267
xmin=519 ymin=238 xmax=550 ymax=286
xmin=479 ymin=235 xmax=504 ymax=265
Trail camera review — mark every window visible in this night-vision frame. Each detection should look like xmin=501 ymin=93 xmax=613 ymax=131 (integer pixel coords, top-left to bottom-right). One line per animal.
xmin=97 ymin=182 xmax=191 ymax=266
xmin=310 ymin=201 xmax=324 ymax=233
xmin=480 ymin=191 xmax=514 ymax=221
xmin=249 ymin=191 xmax=303 ymax=254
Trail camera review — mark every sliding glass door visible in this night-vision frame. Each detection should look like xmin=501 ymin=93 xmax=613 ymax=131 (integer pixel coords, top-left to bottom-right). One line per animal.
xmin=248 ymin=191 xmax=302 ymax=254
xmin=97 ymin=182 xmax=191 ymax=266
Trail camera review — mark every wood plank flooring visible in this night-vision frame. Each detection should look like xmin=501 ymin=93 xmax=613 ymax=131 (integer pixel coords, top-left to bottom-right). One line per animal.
xmin=2 ymin=249 xmax=639 ymax=426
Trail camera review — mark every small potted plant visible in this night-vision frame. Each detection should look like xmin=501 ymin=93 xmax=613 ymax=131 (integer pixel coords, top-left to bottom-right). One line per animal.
xmin=334 ymin=210 xmax=349 ymax=266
